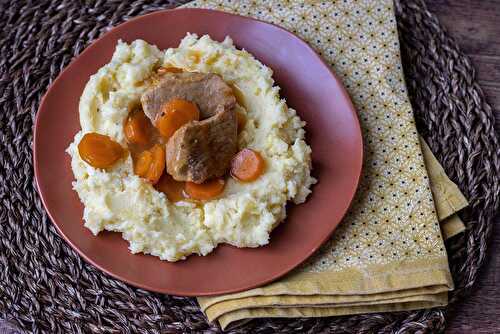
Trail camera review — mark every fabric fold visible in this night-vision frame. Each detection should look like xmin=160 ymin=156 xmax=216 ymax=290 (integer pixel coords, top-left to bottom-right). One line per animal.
xmin=420 ymin=137 xmax=468 ymax=238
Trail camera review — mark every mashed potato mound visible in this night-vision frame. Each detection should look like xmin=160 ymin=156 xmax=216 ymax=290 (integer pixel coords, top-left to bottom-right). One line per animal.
xmin=67 ymin=34 xmax=316 ymax=261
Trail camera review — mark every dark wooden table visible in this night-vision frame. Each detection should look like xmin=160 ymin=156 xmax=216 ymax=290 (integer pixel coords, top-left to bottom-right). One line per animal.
xmin=425 ymin=1 xmax=500 ymax=333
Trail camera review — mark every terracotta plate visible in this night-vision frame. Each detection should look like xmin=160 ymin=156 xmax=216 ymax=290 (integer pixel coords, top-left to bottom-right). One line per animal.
xmin=34 ymin=8 xmax=363 ymax=296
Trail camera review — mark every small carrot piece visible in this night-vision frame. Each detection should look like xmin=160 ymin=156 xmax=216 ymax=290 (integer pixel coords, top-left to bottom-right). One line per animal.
xmin=155 ymin=173 xmax=186 ymax=202
xmin=124 ymin=110 xmax=150 ymax=145
xmin=230 ymin=148 xmax=265 ymax=182
xmin=156 ymin=98 xmax=200 ymax=140
xmin=78 ymin=133 xmax=124 ymax=169
xmin=134 ymin=144 xmax=165 ymax=184
xmin=134 ymin=150 xmax=153 ymax=176
xmin=184 ymin=178 xmax=225 ymax=201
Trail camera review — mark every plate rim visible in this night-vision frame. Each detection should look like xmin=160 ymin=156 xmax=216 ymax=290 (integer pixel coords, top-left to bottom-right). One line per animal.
xmin=33 ymin=7 xmax=363 ymax=296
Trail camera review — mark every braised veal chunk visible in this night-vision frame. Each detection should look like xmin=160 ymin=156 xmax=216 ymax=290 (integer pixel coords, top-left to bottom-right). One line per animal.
xmin=141 ymin=72 xmax=235 ymax=124
xmin=165 ymin=106 xmax=237 ymax=183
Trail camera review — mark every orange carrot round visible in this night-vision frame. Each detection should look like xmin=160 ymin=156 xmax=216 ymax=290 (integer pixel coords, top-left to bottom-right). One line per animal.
xmin=230 ymin=148 xmax=265 ymax=182
xmin=155 ymin=173 xmax=186 ymax=202
xmin=134 ymin=150 xmax=153 ymax=176
xmin=78 ymin=133 xmax=124 ymax=169
xmin=124 ymin=110 xmax=150 ymax=145
xmin=134 ymin=144 xmax=165 ymax=184
xmin=156 ymin=98 xmax=200 ymax=140
xmin=184 ymin=178 xmax=225 ymax=200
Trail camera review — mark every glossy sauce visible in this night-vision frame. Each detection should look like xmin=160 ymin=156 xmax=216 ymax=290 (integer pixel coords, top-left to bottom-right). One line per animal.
xmin=236 ymin=111 xmax=246 ymax=133
xmin=124 ymin=108 xmax=165 ymax=168
xmin=155 ymin=173 xmax=186 ymax=202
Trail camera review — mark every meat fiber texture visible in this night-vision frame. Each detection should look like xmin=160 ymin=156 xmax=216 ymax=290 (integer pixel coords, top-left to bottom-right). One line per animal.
xmin=66 ymin=34 xmax=316 ymax=261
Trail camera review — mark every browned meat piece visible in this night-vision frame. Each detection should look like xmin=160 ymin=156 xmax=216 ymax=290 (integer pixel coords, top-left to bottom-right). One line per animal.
xmin=166 ymin=106 xmax=237 ymax=183
xmin=141 ymin=72 xmax=235 ymax=121
xmin=140 ymin=72 xmax=237 ymax=183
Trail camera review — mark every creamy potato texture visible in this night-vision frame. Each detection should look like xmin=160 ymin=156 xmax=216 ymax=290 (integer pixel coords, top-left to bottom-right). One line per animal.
xmin=67 ymin=34 xmax=316 ymax=261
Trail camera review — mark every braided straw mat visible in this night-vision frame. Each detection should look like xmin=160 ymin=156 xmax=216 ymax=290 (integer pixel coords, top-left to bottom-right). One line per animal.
xmin=1 ymin=0 xmax=499 ymax=333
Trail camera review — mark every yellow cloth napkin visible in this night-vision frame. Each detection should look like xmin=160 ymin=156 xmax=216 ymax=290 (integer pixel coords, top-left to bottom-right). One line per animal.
xmin=182 ymin=0 xmax=469 ymax=328
xmin=420 ymin=137 xmax=468 ymax=239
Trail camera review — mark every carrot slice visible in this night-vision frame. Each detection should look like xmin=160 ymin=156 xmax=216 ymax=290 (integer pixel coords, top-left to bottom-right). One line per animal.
xmin=134 ymin=144 xmax=165 ymax=184
xmin=230 ymin=148 xmax=265 ymax=182
xmin=156 ymin=98 xmax=200 ymax=140
xmin=155 ymin=173 xmax=186 ymax=202
xmin=185 ymin=178 xmax=225 ymax=201
xmin=124 ymin=110 xmax=150 ymax=145
xmin=134 ymin=149 xmax=153 ymax=176
xmin=78 ymin=133 xmax=124 ymax=169
xmin=157 ymin=66 xmax=183 ymax=74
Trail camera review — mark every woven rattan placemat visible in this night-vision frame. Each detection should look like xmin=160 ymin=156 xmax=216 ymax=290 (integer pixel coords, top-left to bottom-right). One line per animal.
xmin=1 ymin=0 xmax=499 ymax=333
